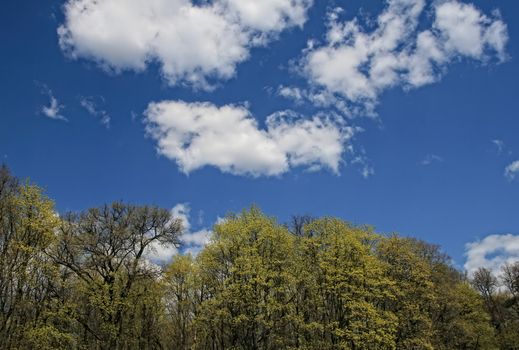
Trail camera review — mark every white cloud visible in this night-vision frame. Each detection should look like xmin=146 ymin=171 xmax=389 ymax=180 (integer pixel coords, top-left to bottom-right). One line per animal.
xmin=492 ymin=139 xmax=505 ymax=154
xmin=297 ymin=0 xmax=508 ymax=115
xmin=221 ymin=0 xmax=310 ymax=33
xmin=79 ymin=96 xmax=110 ymax=128
xmin=434 ymin=2 xmax=507 ymax=61
xmin=182 ymin=228 xmax=212 ymax=256
xmin=144 ymin=100 xmax=355 ymax=177
xmin=58 ymin=0 xmax=312 ymax=88
xmin=277 ymin=84 xmax=354 ymax=113
xmin=171 ymin=203 xmax=191 ymax=232
xmin=216 ymin=216 xmax=228 ymax=225
xmin=351 ymin=150 xmax=375 ymax=178
xmin=464 ymin=234 xmax=519 ymax=276
xmin=171 ymin=203 xmax=212 ymax=251
xmin=359 ymin=164 xmax=374 ymax=179
xmin=505 ymin=160 xmax=519 ymax=181
xmin=278 ymin=85 xmax=305 ymax=103
xmin=146 ymin=203 xmax=213 ymax=262
xmin=420 ymin=154 xmax=444 ymax=166
xmin=146 ymin=240 xmax=179 ymax=264
xmin=40 ymin=86 xmax=67 ymax=121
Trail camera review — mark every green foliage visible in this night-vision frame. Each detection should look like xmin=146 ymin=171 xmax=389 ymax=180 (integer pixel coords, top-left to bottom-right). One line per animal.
xmin=472 ymin=264 xmax=519 ymax=350
xmin=24 ymin=324 xmax=76 ymax=350
xmin=1 ymin=166 xmax=517 ymax=349
xmin=0 ymin=166 xmax=65 ymax=348
xmin=377 ymin=236 xmax=436 ymax=349
xmin=293 ymin=218 xmax=397 ymax=349
xmin=162 ymin=254 xmax=198 ymax=349
xmin=193 ymin=208 xmax=297 ymax=349
xmin=51 ymin=202 xmax=182 ymax=349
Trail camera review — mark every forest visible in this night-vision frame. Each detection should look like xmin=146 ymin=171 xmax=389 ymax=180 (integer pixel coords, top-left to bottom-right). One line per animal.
xmin=0 ymin=165 xmax=518 ymax=350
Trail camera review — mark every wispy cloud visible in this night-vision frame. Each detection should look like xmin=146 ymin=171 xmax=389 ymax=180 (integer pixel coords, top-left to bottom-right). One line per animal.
xmin=505 ymin=160 xmax=519 ymax=181
xmin=492 ymin=139 xmax=505 ymax=154
xmin=420 ymin=154 xmax=443 ymax=166
xmin=40 ymin=84 xmax=67 ymax=121
xmin=351 ymin=149 xmax=374 ymax=178
xmin=79 ymin=96 xmax=110 ymax=128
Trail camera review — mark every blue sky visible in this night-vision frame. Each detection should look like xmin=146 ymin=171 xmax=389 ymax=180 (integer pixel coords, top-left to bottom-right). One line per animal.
xmin=1 ymin=0 xmax=518 ymax=268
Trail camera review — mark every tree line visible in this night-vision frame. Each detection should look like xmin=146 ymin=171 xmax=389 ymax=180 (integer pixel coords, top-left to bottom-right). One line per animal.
xmin=0 ymin=165 xmax=518 ymax=349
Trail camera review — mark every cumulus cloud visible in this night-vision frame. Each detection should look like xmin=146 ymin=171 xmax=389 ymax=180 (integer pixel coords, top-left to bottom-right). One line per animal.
xmin=79 ymin=96 xmax=110 ymax=128
xmin=40 ymin=85 xmax=67 ymax=121
xmin=146 ymin=203 xmax=213 ymax=263
xmin=145 ymin=240 xmax=179 ymax=265
xmin=464 ymin=234 xmax=519 ymax=276
xmin=172 ymin=203 xmax=212 ymax=254
xmin=144 ymin=100 xmax=355 ymax=177
xmin=505 ymin=160 xmax=519 ymax=181
xmin=58 ymin=0 xmax=312 ymax=88
xmin=295 ymin=0 xmax=508 ymax=115
xmin=435 ymin=2 xmax=507 ymax=61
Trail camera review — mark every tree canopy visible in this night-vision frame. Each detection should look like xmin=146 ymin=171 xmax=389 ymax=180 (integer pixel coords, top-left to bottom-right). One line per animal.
xmin=1 ymin=166 xmax=518 ymax=349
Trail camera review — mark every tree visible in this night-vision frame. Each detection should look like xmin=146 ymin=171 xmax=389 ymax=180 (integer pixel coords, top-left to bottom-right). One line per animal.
xmin=287 ymin=214 xmax=314 ymax=237
xmin=377 ymin=236 xmax=436 ymax=349
xmin=162 ymin=254 xmax=198 ymax=350
xmin=0 ymin=166 xmax=68 ymax=348
xmin=292 ymin=218 xmax=398 ymax=349
xmin=0 ymin=166 xmax=511 ymax=350
xmin=193 ymin=208 xmax=297 ymax=350
xmin=51 ymin=202 xmax=182 ymax=349
xmin=472 ymin=265 xmax=519 ymax=349
xmin=502 ymin=262 xmax=519 ymax=302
